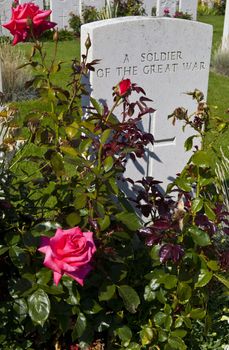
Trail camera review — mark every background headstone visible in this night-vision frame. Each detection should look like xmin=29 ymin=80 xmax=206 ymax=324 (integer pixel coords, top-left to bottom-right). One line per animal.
xmin=81 ymin=17 xmax=212 ymax=188
xmin=0 ymin=60 xmax=2 ymax=94
xmin=79 ymin=0 xmax=106 ymax=19
xmin=222 ymin=0 xmax=229 ymax=50
xmin=179 ymin=0 xmax=198 ymax=20
xmin=19 ymin=0 xmax=44 ymax=7
xmin=143 ymin=0 xmax=157 ymax=16
xmin=156 ymin=0 xmax=177 ymax=16
xmin=50 ymin=0 xmax=80 ymax=29
xmin=0 ymin=0 xmax=12 ymax=36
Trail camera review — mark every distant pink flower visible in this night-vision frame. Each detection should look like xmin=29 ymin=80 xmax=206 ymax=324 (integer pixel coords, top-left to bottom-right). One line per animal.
xmin=2 ymin=2 xmax=56 ymax=45
xmin=38 ymin=227 xmax=96 ymax=286
xmin=164 ymin=7 xmax=170 ymax=15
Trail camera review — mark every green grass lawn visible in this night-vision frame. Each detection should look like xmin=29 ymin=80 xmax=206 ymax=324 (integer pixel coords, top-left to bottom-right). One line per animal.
xmin=12 ymin=15 xmax=229 ymax=154
xmin=198 ymin=15 xmax=229 ymax=120
xmin=14 ymin=39 xmax=80 ymax=115
xmin=20 ymin=39 xmax=80 ymax=87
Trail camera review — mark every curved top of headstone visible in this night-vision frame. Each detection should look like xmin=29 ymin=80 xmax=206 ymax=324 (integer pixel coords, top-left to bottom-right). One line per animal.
xmin=82 ymin=15 xmax=212 ymax=30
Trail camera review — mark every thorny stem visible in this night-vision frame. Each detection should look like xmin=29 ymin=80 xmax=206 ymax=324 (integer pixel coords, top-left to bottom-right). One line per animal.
xmin=105 ymin=97 xmax=121 ymax=123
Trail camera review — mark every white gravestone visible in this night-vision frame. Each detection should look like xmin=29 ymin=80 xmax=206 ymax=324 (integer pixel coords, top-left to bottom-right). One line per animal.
xmin=19 ymin=0 xmax=44 ymax=8
xmin=81 ymin=17 xmax=212 ymax=188
xmin=179 ymin=0 xmax=198 ymax=20
xmin=222 ymin=0 xmax=229 ymax=51
xmin=0 ymin=59 xmax=2 ymax=94
xmin=143 ymin=0 xmax=157 ymax=16
xmin=156 ymin=0 xmax=177 ymax=16
xmin=50 ymin=0 xmax=80 ymax=29
xmin=0 ymin=0 xmax=12 ymax=36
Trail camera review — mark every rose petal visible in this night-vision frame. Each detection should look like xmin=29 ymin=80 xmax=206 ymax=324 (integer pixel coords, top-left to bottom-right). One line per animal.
xmin=53 ymin=271 xmax=62 ymax=285
xmin=43 ymin=246 xmax=62 ymax=274
xmin=38 ymin=236 xmax=50 ymax=253
xmin=66 ymin=264 xmax=93 ymax=286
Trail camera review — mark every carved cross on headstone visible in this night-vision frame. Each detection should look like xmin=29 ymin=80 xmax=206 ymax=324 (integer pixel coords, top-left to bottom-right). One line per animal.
xmin=59 ymin=13 xmax=68 ymax=29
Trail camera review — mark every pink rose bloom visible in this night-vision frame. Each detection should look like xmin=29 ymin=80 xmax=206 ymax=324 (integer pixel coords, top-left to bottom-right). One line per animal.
xmin=2 ymin=2 xmax=56 ymax=45
xmin=38 ymin=227 xmax=96 ymax=286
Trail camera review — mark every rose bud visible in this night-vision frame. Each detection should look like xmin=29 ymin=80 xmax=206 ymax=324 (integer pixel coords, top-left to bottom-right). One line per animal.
xmin=115 ymin=79 xmax=132 ymax=97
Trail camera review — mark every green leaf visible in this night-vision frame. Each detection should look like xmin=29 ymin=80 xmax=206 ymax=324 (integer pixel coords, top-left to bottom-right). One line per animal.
xmin=149 ymin=278 xmax=160 ymax=291
xmin=168 ymin=335 xmax=187 ymax=350
xmin=104 ymin=156 xmax=114 ymax=172
xmin=175 ymin=317 xmax=183 ymax=328
xmin=66 ymin=212 xmax=81 ymax=227
xmin=98 ymin=215 xmax=110 ymax=231
xmin=177 ymin=282 xmax=192 ymax=304
xmin=115 ymin=325 xmax=132 ymax=347
xmin=74 ymin=193 xmax=87 ymax=210
xmin=207 ymin=260 xmax=219 ymax=271
xmin=81 ymin=299 xmax=102 ymax=315
xmin=79 ymin=138 xmax=92 ymax=153
xmin=115 ymin=212 xmax=140 ymax=231
xmin=156 ymin=288 xmax=167 ymax=304
xmin=108 ymin=178 xmax=119 ymax=195
xmin=171 ymin=330 xmax=187 ymax=338
xmin=183 ymin=316 xmax=192 ymax=328
xmin=90 ymin=96 xmax=104 ymax=115
xmin=191 ymin=151 xmax=211 ymax=168
xmin=158 ymin=329 xmax=167 ymax=342
xmin=36 ymin=268 xmax=52 ymax=285
xmin=118 ymin=285 xmax=140 ymax=314
xmin=189 ymin=308 xmax=206 ymax=319
xmin=62 ymin=276 xmax=80 ymax=305
xmin=72 ymin=312 xmax=87 ymax=340
xmin=175 ymin=177 xmax=192 ymax=192
xmin=140 ymin=325 xmax=154 ymax=346
xmin=60 ymin=146 xmax=79 ymax=158
xmin=204 ymin=201 xmax=216 ymax=220
xmin=154 ymin=311 xmax=166 ymax=326
xmin=195 ymin=269 xmax=213 ymax=288
xmin=150 ymin=245 xmax=160 ymax=261
xmin=126 ymin=343 xmax=141 ymax=350
xmin=144 ymin=285 xmax=156 ymax=302
xmin=165 ymin=315 xmax=173 ymax=331
xmin=98 ymin=284 xmax=116 ymax=301
xmin=50 ymin=152 xmax=65 ymax=177
xmin=191 ymin=198 xmax=203 ymax=213
xmin=163 ymin=275 xmax=178 ymax=289
xmin=189 ymin=226 xmax=211 ymax=247
xmin=65 ymin=122 xmax=79 ymax=139
xmin=214 ymin=273 xmax=229 ymax=289
xmin=0 ymin=245 xmax=8 ymax=255
xmin=4 ymin=231 xmax=20 ymax=245
xmin=101 ymin=129 xmax=112 ymax=144
xmin=28 ymin=289 xmax=50 ymax=326
xmin=9 ymin=246 xmax=30 ymax=269
xmin=13 ymin=298 xmax=28 ymax=322
xmin=184 ymin=135 xmax=196 ymax=151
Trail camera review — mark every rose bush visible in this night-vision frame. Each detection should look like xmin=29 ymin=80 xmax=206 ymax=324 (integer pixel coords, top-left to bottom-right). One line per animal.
xmin=0 ymin=2 xmax=228 ymax=349
xmin=38 ymin=227 xmax=96 ymax=286
xmin=2 ymin=2 xmax=56 ymax=45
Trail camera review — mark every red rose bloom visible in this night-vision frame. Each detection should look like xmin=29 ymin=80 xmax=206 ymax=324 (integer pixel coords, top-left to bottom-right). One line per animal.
xmin=2 ymin=2 xmax=56 ymax=45
xmin=117 ymin=79 xmax=132 ymax=97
